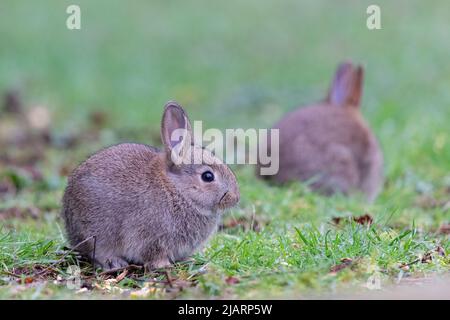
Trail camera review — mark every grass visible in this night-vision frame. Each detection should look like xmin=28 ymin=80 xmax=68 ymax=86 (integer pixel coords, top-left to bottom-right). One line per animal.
xmin=0 ymin=0 xmax=449 ymax=299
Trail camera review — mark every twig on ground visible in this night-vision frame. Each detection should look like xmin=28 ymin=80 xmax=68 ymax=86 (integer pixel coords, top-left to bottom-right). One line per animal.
xmin=98 ymin=264 xmax=143 ymax=276
xmin=34 ymin=236 xmax=95 ymax=276
xmin=0 ymin=270 xmax=21 ymax=278
xmin=165 ymin=270 xmax=173 ymax=288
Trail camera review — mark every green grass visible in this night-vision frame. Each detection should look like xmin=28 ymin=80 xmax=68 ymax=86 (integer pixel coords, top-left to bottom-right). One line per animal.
xmin=0 ymin=0 xmax=449 ymax=299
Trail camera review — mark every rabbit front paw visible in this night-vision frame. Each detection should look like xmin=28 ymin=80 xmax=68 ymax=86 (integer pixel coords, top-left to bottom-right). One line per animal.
xmin=96 ymin=256 xmax=129 ymax=271
xmin=144 ymin=258 xmax=172 ymax=271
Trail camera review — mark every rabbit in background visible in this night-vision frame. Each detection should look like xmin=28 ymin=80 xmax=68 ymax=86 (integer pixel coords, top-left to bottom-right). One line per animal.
xmin=258 ymin=62 xmax=383 ymax=202
xmin=62 ymin=101 xmax=240 ymax=270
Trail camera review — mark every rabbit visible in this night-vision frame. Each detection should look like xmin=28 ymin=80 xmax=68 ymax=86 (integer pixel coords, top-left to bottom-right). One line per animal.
xmin=61 ymin=101 xmax=240 ymax=271
xmin=257 ymin=62 xmax=383 ymax=201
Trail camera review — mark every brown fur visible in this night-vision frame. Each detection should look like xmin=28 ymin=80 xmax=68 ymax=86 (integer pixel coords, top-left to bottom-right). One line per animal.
xmin=258 ymin=62 xmax=383 ymax=201
xmin=62 ymin=101 xmax=240 ymax=270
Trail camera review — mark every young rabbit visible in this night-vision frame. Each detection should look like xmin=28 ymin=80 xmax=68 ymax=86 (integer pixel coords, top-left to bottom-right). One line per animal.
xmin=258 ymin=62 xmax=383 ymax=201
xmin=62 ymin=101 xmax=240 ymax=270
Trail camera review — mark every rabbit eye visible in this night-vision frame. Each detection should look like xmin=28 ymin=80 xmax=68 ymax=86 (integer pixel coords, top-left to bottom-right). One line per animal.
xmin=201 ymin=171 xmax=215 ymax=182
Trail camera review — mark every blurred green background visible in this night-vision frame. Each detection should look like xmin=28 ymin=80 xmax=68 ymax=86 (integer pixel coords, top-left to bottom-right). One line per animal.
xmin=1 ymin=0 xmax=450 ymax=180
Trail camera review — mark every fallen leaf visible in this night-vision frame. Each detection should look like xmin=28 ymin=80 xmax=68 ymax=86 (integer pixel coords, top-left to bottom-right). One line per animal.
xmin=399 ymin=264 xmax=410 ymax=271
xmin=420 ymin=246 xmax=445 ymax=263
xmin=436 ymin=246 xmax=446 ymax=257
xmin=24 ymin=277 xmax=34 ymax=284
xmin=438 ymin=223 xmax=450 ymax=235
xmin=331 ymin=217 xmax=342 ymax=225
xmin=421 ymin=252 xmax=433 ymax=263
xmin=330 ymin=258 xmax=353 ymax=273
xmin=353 ymin=214 xmax=373 ymax=226
xmin=115 ymin=269 xmax=129 ymax=283
xmin=219 ymin=216 xmax=265 ymax=232
xmin=225 ymin=276 xmax=240 ymax=285
xmin=331 ymin=214 xmax=373 ymax=226
xmin=94 ymin=278 xmax=125 ymax=294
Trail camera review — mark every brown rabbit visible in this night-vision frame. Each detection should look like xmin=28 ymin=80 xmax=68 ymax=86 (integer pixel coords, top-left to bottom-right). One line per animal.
xmin=62 ymin=101 xmax=240 ymax=270
xmin=258 ymin=62 xmax=383 ymax=201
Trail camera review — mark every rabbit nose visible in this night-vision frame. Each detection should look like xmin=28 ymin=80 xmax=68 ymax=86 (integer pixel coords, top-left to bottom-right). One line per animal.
xmin=231 ymin=191 xmax=240 ymax=205
xmin=219 ymin=190 xmax=240 ymax=208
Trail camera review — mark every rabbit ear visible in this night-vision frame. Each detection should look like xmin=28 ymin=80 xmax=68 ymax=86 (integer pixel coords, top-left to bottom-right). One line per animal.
xmin=161 ymin=101 xmax=193 ymax=165
xmin=326 ymin=62 xmax=364 ymax=108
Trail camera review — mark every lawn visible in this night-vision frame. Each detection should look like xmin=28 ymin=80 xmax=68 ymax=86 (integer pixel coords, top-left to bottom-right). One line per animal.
xmin=0 ymin=0 xmax=449 ymax=299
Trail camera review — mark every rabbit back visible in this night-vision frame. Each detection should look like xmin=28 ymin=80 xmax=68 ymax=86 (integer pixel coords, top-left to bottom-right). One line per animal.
xmin=272 ymin=104 xmax=382 ymax=200
xmin=62 ymin=143 xmax=164 ymax=260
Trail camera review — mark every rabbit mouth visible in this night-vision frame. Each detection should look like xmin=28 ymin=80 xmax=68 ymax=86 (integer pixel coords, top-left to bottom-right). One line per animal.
xmin=217 ymin=191 xmax=239 ymax=210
